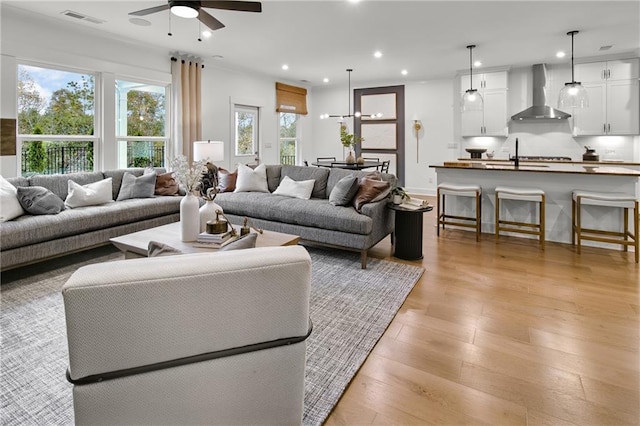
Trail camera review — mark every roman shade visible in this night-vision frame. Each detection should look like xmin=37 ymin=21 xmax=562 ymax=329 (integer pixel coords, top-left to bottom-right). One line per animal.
xmin=276 ymin=82 xmax=308 ymax=115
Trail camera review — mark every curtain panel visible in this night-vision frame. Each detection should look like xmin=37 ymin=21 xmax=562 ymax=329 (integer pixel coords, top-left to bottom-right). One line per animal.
xmin=171 ymin=56 xmax=203 ymax=162
xmin=275 ymin=83 xmax=308 ymax=115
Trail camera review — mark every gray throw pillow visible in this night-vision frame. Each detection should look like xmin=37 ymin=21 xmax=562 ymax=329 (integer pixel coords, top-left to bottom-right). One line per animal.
xmin=148 ymin=241 xmax=183 ymax=257
xmin=16 ymin=186 xmax=65 ymax=215
xmin=329 ymin=175 xmax=359 ymax=206
xmin=117 ymin=171 xmax=157 ymax=201
xmin=219 ymin=233 xmax=257 ymax=251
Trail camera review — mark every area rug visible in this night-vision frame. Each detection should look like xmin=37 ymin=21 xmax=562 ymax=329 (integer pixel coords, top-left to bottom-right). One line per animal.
xmin=1 ymin=246 xmax=423 ymax=426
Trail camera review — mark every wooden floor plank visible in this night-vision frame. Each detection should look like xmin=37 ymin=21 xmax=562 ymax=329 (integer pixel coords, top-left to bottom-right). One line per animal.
xmin=326 ymin=199 xmax=640 ymax=424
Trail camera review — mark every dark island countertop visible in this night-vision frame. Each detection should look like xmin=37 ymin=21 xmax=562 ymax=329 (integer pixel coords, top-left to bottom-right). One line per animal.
xmin=431 ymin=162 xmax=640 ymax=177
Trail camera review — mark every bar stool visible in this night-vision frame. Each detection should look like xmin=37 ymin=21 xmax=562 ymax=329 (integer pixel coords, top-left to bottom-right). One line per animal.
xmin=495 ymin=186 xmax=545 ymax=249
xmin=437 ymin=183 xmax=482 ymax=241
xmin=572 ymin=190 xmax=639 ymax=263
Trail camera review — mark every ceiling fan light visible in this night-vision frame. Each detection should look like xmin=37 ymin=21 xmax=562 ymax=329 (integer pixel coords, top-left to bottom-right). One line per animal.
xmin=171 ymin=5 xmax=198 ymax=18
xmin=558 ymin=82 xmax=589 ymax=108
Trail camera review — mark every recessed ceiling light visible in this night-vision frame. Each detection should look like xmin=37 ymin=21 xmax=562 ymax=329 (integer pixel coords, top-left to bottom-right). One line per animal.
xmin=599 ymin=45 xmax=613 ymax=51
xmin=212 ymin=55 xmax=224 ymax=60
xmin=282 ymin=64 xmax=289 ymax=70
xmin=202 ymin=30 xmax=212 ymax=38
xmin=348 ymin=0 xmax=362 ymax=3
xmin=401 ymin=69 xmax=408 ymax=75
xmin=556 ymin=51 xmax=566 ymax=58
xmin=323 ymin=78 xmax=329 ymax=83
xmin=474 ymin=61 xmax=482 ymax=67
xmin=374 ymin=51 xmax=383 ymax=58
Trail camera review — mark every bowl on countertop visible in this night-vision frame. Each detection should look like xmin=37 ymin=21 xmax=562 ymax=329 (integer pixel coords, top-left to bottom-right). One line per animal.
xmin=465 ymin=148 xmax=487 ymax=159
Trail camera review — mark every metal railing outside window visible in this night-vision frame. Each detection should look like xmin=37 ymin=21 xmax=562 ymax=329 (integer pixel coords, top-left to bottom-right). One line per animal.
xmin=21 ymin=143 xmax=94 ymax=175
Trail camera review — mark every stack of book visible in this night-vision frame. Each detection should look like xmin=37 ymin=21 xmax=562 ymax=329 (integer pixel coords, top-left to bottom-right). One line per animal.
xmin=400 ymin=198 xmax=430 ymax=210
xmin=192 ymin=231 xmax=236 ymax=249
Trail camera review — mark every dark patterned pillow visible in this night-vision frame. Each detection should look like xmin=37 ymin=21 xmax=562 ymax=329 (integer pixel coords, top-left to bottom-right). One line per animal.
xmin=16 ymin=186 xmax=65 ymax=215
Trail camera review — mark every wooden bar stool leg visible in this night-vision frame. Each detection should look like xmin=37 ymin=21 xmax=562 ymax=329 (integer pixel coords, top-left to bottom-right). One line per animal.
xmin=436 ymin=188 xmax=441 ymax=236
xmin=476 ymin=190 xmax=481 ymax=242
xmin=623 ymin=207 xmax=629 ymax=252
xmin=442 ymin=193 xmax=446 ymax=230
xmin=495 ymin=192 xmax=500 ymax=242
xmin=540 ymin=194 xmax=545 ymax=250
xmin=634 ymin=201 xmax=639 ymax=263
xmin=571 ymin=197 xmax=576 ymax=246
xmin=576 ymin=197 xmax=582 ymax=254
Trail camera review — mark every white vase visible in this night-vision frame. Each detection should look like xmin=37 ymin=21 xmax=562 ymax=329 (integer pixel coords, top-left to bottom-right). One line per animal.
xmin=180 ymin=193 xmax=200 ymax=242
xmin=199 ymin=199 xmax=223 ymax=233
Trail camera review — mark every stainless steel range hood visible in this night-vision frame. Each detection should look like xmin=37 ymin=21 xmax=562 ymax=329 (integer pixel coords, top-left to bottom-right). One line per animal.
xmin=511 ymin=64 xmax=571 ymax=120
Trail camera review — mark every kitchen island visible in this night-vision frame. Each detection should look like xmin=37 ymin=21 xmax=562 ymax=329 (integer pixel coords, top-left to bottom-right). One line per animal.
xmin=430 ymin=162 xmax=640 ymax=248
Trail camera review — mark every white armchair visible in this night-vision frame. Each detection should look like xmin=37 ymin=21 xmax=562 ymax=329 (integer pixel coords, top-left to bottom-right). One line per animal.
xmin=62 ymin=246 xmax=312 ymax=425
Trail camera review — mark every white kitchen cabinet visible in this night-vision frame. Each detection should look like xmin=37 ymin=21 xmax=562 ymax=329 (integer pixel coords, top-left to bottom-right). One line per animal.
xmin=460 ymin=71 xmax=508 ymax=136
xmin=572 ymin=58 xmax=639 ymax=135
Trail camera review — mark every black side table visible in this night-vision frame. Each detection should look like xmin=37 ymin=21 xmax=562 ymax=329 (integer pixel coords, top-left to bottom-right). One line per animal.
xmin=387 ymin=203 xmax=433 ymax=260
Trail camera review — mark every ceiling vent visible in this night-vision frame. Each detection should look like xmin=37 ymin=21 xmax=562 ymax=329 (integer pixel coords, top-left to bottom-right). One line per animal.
xmin=61 ymin=10 xmax=105 ymax=24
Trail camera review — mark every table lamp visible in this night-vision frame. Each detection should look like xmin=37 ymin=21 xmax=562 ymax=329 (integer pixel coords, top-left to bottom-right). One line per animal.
xmin=193 ymin=140 xmax=224 ymax=196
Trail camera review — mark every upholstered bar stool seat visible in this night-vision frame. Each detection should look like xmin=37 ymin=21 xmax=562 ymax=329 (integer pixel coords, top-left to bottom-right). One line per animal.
xmin=437 ymin=183 xmax=482 ymax=242
xmin=572 ymin=190 xmax=639 ymax=263
xmin=495 ymin=186 xmax=545 ymax=249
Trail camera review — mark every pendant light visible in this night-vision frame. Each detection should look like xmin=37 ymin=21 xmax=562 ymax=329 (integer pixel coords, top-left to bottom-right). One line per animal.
xmin=558 ymin=30 xmax=589 ymax=109
xmin=461 ymin=44 xmax=483 ymax=112
xmin=319 ymin=69 xmax=382 ymax=120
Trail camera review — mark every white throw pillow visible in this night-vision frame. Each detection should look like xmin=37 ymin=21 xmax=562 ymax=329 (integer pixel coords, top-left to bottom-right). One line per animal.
xmin=0 ymin=175 xmax=25 ymax=222
xmin=234 ymin=163 xmax=269 ymax=193
xmin=65 ymin=178 xmax=114 ymax=208
xmin=273 ymin=175 xmax=315 ymax=200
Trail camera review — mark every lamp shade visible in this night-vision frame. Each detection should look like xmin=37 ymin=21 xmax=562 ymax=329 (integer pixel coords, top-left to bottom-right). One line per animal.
xmin=461 ymin=89 xmax=484 ymax=111
xmin=193 ymin=140 xmax=224 ymax=162
xmin=558 ymin=82 xmax=589 ymax=109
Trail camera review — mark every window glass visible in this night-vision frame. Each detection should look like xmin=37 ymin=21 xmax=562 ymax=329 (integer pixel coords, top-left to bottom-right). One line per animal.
xmin=279 ymin=113 xmax=298 ymax=165
xmin=235 ymin=105 xmax=258 ymax=156
xmin=18 ymin=64 xmax=96 ymax=175
xmin=116 ymin=80 xmax=167 ymax=167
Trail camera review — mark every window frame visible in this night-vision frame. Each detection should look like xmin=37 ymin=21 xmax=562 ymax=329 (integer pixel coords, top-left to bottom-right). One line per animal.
xmin=234 ymin=104 xmax=259 ymax=157
xmin=115 ymin=77 xmax=170 ymax=168
xmin=17 ymin=61 xmax=101 ymax=174
xmin=278 ymin=112 xmax=299 ymax=165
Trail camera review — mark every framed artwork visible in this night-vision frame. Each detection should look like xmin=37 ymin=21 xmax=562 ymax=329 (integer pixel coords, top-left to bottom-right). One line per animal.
xmin=1 ymin=118 xmax=16 ymax=156
xmin=361 ymin=93 xmax=396 ymax=120
xmin=361 ymin=123 xmax=397 ymax=150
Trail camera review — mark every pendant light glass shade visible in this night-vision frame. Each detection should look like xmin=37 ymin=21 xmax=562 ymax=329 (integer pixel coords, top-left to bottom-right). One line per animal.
xmin=461 ymin=45 xmax=483 ymax=112
xmin=558 ymin=30 xmax=589 ymax=109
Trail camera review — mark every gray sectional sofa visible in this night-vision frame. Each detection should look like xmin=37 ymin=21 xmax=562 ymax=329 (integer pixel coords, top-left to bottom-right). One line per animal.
xmin=215 ymin=165 xmax=396 ymax=268
xmin=1 ymin=168 xmax=181 ymax=271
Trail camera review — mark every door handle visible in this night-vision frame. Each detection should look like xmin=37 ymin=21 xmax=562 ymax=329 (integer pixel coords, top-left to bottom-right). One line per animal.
xmin=607 ymin=123 xmax=611 ymax=133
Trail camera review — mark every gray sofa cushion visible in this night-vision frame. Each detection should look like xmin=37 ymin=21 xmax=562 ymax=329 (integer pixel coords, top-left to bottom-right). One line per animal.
xmin=216 ymin=192 xmax=372 ymax=235
xmin=329 ymin=175 xmax=359 ymax=206
xmin=116 ymin=172 xmax=156 ymax=201
xmin=29 ymin=171 xmax=105 ymax=201
xmin=16 ymin=186 xmax=65 ymax=215
xmin=281 ymin=165 xmax=330 ymax=199
xmin=104 ymin=168 xmax=166 ymax=201
xmin=0 ymin=197 xmax=182 ymax=250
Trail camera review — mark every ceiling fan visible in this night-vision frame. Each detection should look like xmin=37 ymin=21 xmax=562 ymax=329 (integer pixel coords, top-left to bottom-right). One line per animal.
xmin=129 ymin=1 xmax=262 ymax=31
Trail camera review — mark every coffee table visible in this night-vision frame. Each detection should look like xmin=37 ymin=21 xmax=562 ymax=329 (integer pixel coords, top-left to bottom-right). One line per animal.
xmin=110 ymin=222 xmax=300 ymax=258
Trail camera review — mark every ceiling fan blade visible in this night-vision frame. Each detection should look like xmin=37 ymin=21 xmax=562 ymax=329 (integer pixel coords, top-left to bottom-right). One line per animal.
xmin=198 ymin=10 xmax=226 ymax=31
xmin=200 ymin=1 xmax=262 ymax=13
xmin=129 ymin=4 xmax=170 ymax=16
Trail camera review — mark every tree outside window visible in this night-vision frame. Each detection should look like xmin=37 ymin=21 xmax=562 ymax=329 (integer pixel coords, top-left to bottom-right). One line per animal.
xmin=235 ymin=106 xmax=258 ymax=156
xmin=18 ymin=64 xmax=95 ymax=175
xmin=279 ymin=113 xmax=298 ymax=165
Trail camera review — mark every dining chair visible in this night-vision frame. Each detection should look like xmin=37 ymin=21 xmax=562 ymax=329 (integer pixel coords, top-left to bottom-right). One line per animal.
xmin=379 ymin=160 xmax=390 ymax=173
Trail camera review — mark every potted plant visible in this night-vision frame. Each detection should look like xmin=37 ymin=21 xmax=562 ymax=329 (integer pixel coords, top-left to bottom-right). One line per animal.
xmin=340 ymin=124 xmax=363 ymax=164
xmin=391 ymin=186 xmax=409 ymax=204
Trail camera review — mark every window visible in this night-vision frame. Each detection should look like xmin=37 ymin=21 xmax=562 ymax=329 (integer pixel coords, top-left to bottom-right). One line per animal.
xmin=279 ymin=113 xmax=298 ymax=165
xmin=235 ymin=105 xmax=258 ymax=156
xmin=115 ymin=80 xmax=168 ymax=168
xmin=17 ymin=64 xmax=96 ymax=175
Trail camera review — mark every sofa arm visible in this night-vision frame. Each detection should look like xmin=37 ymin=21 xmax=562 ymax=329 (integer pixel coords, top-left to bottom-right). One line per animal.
xmin=63 ymin=246 xmax=311 ymax=382
xmin=360 ymin=198 xmax=394 ymax=235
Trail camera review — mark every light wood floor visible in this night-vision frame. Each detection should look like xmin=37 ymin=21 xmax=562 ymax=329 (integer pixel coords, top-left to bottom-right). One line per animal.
xmin=326 ymin=196 xmax=639 ymax=425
